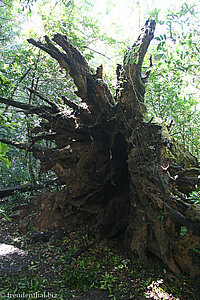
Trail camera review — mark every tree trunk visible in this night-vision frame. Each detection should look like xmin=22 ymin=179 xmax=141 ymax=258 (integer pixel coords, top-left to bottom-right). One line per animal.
xmin=1 ymin=20 xmax=200 ymax=277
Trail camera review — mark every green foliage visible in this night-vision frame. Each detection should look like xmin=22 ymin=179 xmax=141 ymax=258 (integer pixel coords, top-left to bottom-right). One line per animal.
xmin=64 ymin=257 xmax=99 ymax=290
xmin=100 ymin=271 xmax=117 ymax=295
xmin=188 ymin=189 xmax=200 ymax=205
xmin=180 ymin=226 xmax=187 ymax=236
xmin=0 ymin=142 xmax=11 ymax=169
xmin=0 ymin=207 xmax=11 ymax=221
xmin=1 ymin=226 xmax=197 ymax=299
xmin=146 ymin=2 xmax=200 ymax=158
xmin=0 ymin=0 xmax=19 ymax=44
xmin=34 ymin=0 xmax=114 ymax=51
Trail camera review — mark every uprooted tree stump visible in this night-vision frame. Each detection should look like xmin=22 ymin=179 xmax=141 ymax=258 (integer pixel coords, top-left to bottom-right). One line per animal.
xmin=1 ymin=20 xmax=200 ymax=277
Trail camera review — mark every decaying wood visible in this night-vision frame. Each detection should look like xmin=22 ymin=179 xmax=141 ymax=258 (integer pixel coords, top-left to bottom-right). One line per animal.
xmin=1 ymin=20 xmax=200 ymax=277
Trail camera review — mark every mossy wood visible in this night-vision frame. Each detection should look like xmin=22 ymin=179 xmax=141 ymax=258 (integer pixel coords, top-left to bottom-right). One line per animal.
xmin=1 ymin=20 xmax=200 ymax=277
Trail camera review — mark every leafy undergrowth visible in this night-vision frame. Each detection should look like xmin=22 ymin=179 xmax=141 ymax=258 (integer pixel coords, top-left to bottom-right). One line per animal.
xmin=0 ymin=202 xmax=200 ymax=299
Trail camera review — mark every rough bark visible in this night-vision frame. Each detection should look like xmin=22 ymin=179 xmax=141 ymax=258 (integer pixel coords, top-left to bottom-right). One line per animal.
xmin=1 ymin=20 xmax=200 ymax=277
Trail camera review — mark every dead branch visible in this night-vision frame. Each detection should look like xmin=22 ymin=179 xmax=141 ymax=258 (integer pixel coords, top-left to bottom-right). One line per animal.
xmin=0 ymin=138 xmax=52 ymax=154
xmin=27 ymin=88 xmax=58 ymax=108
xmin=0 ymin=97 xmax=57 ymax=118
xmin=0 ymin=178 xmax=58 ymax=198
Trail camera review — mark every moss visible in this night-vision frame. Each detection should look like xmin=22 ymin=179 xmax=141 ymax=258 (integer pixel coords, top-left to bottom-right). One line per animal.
xmin=170 ymin=140 xmax=198 ymax=168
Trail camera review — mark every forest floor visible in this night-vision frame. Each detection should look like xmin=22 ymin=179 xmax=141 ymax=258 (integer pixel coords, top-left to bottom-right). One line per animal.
xmin=0 ymin=195 xmax=200 ymax=300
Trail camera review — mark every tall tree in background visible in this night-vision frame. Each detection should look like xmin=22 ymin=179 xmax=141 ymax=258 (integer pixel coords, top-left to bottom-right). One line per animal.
xmin=1 ymin=19 xmax=200 ymax=277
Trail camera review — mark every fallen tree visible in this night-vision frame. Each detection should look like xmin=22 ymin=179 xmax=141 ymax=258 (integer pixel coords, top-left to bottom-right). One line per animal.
xmin=0 ymin=178 xmax=58 ymax=198
xmin=1 ymin=20 xmax=200 ymax=277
